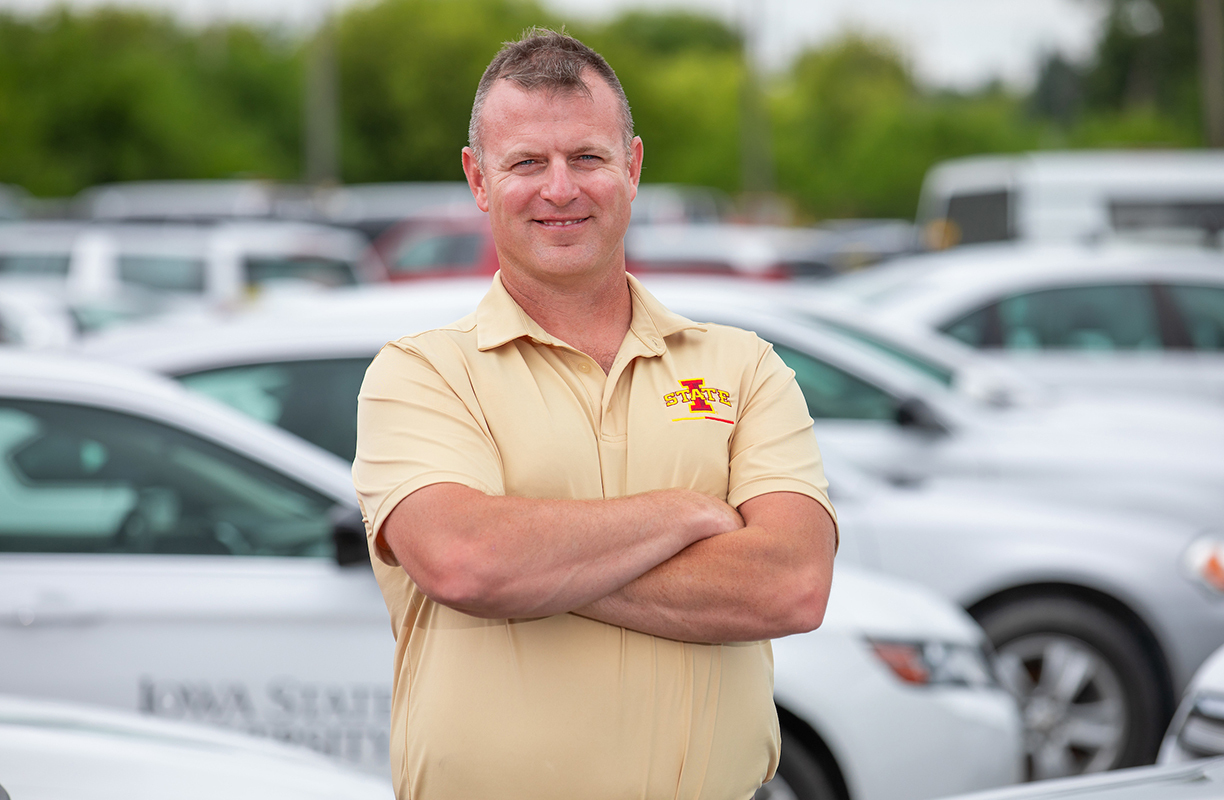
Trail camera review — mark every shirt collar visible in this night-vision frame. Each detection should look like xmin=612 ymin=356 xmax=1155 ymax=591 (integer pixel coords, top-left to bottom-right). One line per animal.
xmin=474 ymin=271 xmax=706 ymax=355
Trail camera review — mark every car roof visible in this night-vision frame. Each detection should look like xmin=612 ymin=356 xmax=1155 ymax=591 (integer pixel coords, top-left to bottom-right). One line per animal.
xmin=824 ymin=242 xmax=1224 ymax=325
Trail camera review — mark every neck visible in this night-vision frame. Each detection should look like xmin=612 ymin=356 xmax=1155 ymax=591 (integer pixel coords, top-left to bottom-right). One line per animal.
xmin=501 ymin=268 xmax=632 ymax=373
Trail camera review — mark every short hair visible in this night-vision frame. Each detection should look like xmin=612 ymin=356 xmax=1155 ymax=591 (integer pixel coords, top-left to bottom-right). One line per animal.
xmin=468 ymin=28 xmax=634 ymax=166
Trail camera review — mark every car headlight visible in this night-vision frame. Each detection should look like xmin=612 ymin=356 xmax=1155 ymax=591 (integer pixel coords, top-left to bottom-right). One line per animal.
xmin=1174 ymin=692 xmax=1224 ymax=758
xmin=867 ymin=638 xmax=998 ymax=688
xmin=1184 ymin=534 xmax=1224 ymax=594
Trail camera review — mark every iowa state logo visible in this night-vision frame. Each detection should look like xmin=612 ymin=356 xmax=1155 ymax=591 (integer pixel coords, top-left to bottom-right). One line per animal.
xmin=663 ymin=378 xmax=734 ymax=424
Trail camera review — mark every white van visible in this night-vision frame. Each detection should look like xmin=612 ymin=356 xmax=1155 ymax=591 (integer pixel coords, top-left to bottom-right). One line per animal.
xmin=916 ymin=150 xmax=1224 ymax=250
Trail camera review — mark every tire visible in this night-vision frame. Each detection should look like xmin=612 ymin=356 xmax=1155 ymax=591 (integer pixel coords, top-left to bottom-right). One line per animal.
xmin=975 ymin=596 xmax=1165 ymax=780
xmin=754 ymin=729 xmax=840 ymax=800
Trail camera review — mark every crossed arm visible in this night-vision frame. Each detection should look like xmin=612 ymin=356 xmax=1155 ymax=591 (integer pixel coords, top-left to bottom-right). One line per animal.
xmin=379 ymin=483 xmax=837 ymax=643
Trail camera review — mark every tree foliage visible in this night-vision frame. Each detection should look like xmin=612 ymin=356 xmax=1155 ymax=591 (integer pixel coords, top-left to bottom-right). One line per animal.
xmin=0 ymin=0 xmax=1215 ymax=218
xmin=0 ymin=8 xmax=300 ymax=196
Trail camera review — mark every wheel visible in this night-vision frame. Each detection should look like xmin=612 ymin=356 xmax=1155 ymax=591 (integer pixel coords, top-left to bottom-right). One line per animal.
xmin=754 ymin=729 xmax=840 ymax=800
xmin=975 ymin=596 xmax=1165 ymax=780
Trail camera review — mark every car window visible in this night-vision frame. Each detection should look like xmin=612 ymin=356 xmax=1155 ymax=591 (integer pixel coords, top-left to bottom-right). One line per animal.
xmin=391 ymin=233 xmax=482 ymax=275
xmin=118 ymin=256 xmax=207 ymax=293
xmin=1166 ymin=284 xmax=1224 ymax=350
xmin=771 ymin=343 xmax=898 ymax=421
xmin=178 ymin=358 xmax=371 ymax=462
xmin=992 ymin=284 xmax=1161 ymax=351
xmin=0 ymin=400 xmax=335 ymax=557
xmin=944 ymin=190 xmax=1012 ymax=246
xmin=0 ymin=254 xmax=71 ymax=276
xmin=244 ymin=257 xmax=359 ymax=288
xmin=942 ymin=305 xmax=996 ymax=348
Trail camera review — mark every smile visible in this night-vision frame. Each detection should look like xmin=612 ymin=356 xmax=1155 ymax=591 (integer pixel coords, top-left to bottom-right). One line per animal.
xmin=536 ymin=217 xmax=590 ymax=227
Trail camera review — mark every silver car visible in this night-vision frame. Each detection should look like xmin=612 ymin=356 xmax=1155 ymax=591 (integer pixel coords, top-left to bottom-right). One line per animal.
xmin=814 ymin=243 xmax=1224 ymax=404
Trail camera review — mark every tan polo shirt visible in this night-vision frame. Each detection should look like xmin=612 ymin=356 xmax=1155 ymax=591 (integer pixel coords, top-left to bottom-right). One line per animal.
xmin=353 ymin=273 xmax=836 ymax=800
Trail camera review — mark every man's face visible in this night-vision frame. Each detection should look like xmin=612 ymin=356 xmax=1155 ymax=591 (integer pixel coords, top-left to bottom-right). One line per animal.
xmin=462 ymin=74 xmax=643 ymax=289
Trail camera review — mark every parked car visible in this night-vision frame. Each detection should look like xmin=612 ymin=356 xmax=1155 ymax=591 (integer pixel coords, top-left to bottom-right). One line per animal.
xmin=1160 ymin=642 xmax=1224 ymax=764
xmin=916 ymin=150 xmax=1224 ymax=250
xmin=819 ymin=243 xmax=1224 ymax=405
xmin=0 ymin=694 xmax=392 ymax=800
xmin=80 ymin=277 xmax=1224 ymax=775
xmin=0 ymin=349 xmax=1022 ymax=800
xmin=367 ymin=213 xmax=499 ymax=282
xmin=824 ymin=451 xmax=1224 ymax=778
xmin=314 ymin=181 xmax=480 ymax=242
xmin=930 ymin=757 xmax=1224 ymax=800
xmin=0 ymin=219 xmax=377 ymax=325
xmin=625 ymin=223 xmax=843 ymax=278
xmin=84 ymin=277 xmax=1224 ymax=530
xmin=74 ymin=179 xmax=291 ymax=223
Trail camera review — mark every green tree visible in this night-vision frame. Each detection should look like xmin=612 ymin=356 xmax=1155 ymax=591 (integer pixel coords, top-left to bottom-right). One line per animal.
xmin=770 ymin=35 xmax=1040 ymax=219
xmin=335 ymin=0 xmax=554 ymax=183
xmin=582 ymin=12 xmax=745 ymax=192
xmin=0 ymin=8 xmax=301 ymax=196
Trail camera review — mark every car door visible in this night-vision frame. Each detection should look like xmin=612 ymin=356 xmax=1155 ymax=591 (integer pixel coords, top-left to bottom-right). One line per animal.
xmin=0 ymin=398 xmax=394 ymax=778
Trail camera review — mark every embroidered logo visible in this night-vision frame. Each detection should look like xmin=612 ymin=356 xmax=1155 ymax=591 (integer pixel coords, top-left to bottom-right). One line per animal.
xmin=664 ymin=378 xmax=734 ymax=424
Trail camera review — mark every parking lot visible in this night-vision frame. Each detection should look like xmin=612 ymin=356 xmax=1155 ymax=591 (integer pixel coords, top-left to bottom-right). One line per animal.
xmin=3 ymin=157 xmax=1224 ymax=800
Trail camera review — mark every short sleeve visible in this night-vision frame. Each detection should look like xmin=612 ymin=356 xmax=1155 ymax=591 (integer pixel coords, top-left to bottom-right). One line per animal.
xmin=353 ymin=339 xmax=505 ymax=565
xmin=727 ymin=342 xmax=838 ymax=544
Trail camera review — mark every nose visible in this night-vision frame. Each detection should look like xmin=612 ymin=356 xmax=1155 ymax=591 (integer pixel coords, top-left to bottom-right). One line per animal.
xmin=539 ymin=161 xmax=580 ymax=205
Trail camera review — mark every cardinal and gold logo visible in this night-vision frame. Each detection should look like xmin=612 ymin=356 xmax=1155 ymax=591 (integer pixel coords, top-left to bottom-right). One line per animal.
xmin=664 ymin=378 xmax=734 ymax=424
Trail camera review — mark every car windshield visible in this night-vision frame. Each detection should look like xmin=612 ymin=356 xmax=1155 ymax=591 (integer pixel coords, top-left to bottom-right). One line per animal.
xmin=177 ymin=357 xmax=372 ymax=462
xmin=807 ymin=318 xmax=956 ymax=386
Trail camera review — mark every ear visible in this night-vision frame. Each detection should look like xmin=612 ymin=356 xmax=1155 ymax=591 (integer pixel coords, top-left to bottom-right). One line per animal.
xmin=628 ymin=136 xmax=643 ymax=202
xmin=462 ymin=147 xmax=490 ymax=212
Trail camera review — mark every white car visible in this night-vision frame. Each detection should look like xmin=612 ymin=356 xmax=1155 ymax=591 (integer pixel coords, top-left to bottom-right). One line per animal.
xmin=818 ymin=243 xmax=1224 ymax=404
xmin=825 ymin=452 xmax=1224 ymax=779
xmin=0 ymin=219 xmax=377 ymax=325
xmin=0 ymin=349 xmax=1022 ymax=800
xmin=916 ymin=150 xmax=1224 ymax=250
xmin=0 ymin=694 xmax=392 ymax=800
xmin=1160 ymin=643 xmax=1224 ymax=765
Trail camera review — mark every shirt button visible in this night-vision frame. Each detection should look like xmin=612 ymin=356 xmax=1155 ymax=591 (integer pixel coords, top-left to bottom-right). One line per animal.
xmin=577 ymin=362 xmax=591 ymax=373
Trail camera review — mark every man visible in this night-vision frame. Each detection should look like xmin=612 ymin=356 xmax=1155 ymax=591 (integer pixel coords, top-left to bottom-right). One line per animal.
xmin=353 ymin=29 xmax=837 ymax=800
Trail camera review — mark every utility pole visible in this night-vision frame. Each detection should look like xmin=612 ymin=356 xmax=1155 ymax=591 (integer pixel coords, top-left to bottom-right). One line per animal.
xmin=1198 ymin=0 xmax=1224 ymax=147
xmin=304 ymin=2 xmax=340 ymax=184
xmin=739 ymin=0 xmax=776 ymax=218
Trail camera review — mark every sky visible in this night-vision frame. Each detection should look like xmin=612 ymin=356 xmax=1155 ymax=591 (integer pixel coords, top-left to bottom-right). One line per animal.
xmin=2 ymin=0 xmax=1111 ymax=90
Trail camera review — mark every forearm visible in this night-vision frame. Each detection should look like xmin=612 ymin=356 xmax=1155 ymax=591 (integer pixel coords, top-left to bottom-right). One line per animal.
xmin=382 ymin=483 xmax=741 ymax=620
xmin=575 ymin=493 xmax=836 ymax=644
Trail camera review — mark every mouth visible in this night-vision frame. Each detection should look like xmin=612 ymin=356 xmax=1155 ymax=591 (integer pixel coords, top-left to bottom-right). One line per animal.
xmin=536 ymin=217 xmax=590 ymax=228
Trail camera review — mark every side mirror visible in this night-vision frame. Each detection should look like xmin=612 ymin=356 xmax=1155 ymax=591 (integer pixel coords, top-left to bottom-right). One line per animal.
xmin=330 ymin=505 xmax=370 ymax=567
xmin=895 ymin=397 xmax=949 ymax=435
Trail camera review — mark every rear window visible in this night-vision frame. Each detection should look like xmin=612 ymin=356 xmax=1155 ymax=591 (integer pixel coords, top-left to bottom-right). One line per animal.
xmin=118 ymin=256 xmax=206 ymax=293
xmin=245 ymin=257 xmax=358 ymax=288
xmin=944 ymin=191 xmax=1012 ymax=246
xmin=390 ymin=233 xmax=483 ymax=275
xmin=1166 ymin=284 xmax=1224 ymax=350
